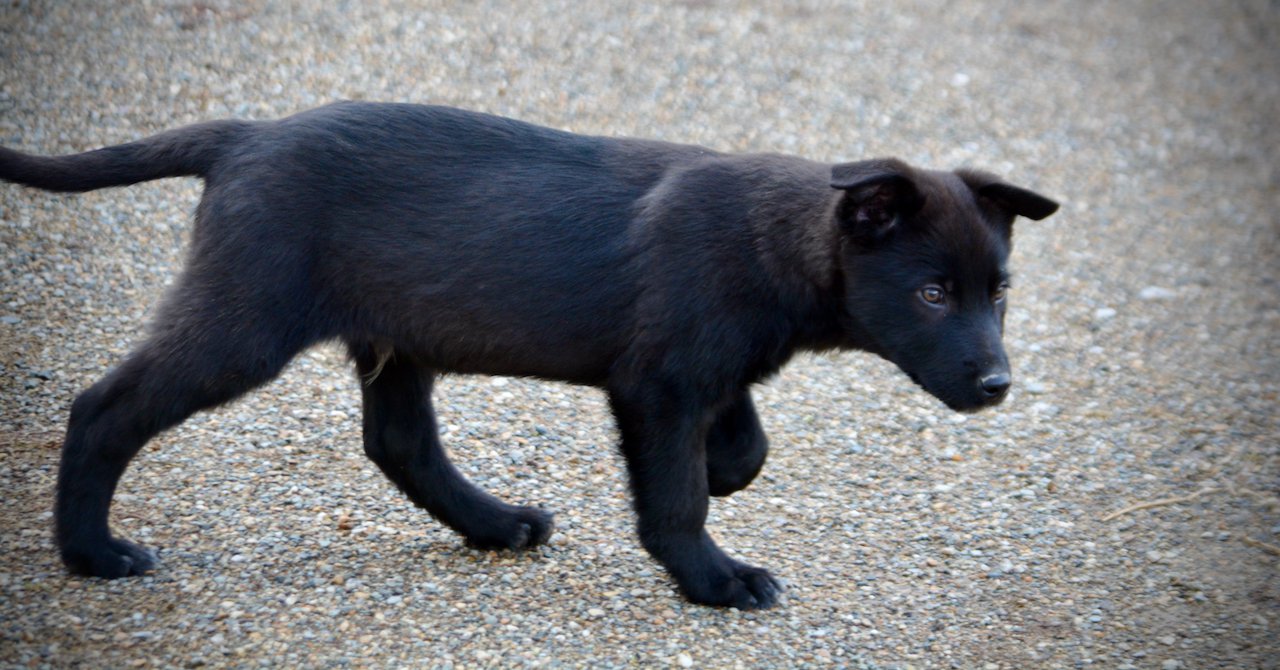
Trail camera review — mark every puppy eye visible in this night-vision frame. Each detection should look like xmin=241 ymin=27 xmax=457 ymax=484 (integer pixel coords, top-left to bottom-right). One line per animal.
xmin=992 ymin=282 xmax=1010 ymax=302
xmin=919 ymin=285 xmax=945 ymax=305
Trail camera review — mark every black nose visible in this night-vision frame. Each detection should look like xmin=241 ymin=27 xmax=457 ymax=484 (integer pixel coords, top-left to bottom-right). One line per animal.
xmin=979 ymin=372 xmax=1011 ymax=398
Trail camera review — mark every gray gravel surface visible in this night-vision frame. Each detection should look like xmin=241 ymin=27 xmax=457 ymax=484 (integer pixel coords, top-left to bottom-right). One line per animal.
xmin=1 ymin=1 xmax=1277 ymax=668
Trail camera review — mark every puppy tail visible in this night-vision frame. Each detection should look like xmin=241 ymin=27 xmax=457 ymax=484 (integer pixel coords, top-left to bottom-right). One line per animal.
xmin=0 ymin=119 xmax=252 ymax=192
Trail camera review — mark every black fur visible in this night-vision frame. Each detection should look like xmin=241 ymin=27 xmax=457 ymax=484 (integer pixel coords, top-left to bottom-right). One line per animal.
xmin=0 ymin=102 xmax=1058 ymax=609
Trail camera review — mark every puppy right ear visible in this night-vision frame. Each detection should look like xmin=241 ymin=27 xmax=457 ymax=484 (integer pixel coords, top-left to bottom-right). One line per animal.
xmin=956 ymin=168 xmax=1059 ymax=222
xmin=831 ymin=158 xmax=926 ymax=242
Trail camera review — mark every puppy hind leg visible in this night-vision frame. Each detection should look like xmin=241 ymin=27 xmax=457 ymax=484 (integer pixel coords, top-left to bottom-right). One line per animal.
xmin=351 ymin=344 xmax=553 ymax=550
xmin=57 ymin=309 xmax=307 ymax=578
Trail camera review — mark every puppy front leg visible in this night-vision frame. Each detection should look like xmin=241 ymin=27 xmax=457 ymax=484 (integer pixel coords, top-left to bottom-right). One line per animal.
xmin=608 ymin=380 xmax=781 ymax=609
xmin=706 ymin=391 xmax=768 ymax=497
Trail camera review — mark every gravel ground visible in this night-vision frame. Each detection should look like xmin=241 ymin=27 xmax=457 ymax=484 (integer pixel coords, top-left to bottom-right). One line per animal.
xmin=1 ymin=1 xmax=1277 ymax=668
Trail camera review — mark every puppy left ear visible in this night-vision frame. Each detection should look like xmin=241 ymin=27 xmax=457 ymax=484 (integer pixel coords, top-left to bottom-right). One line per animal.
xmin=830 ymin=158 xmax=927 ymax=242
xmin=959 ymin=169 xmax=1060 ymax=221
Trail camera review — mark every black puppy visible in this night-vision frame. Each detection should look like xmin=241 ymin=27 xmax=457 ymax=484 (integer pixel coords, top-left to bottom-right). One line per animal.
xmin=0 ymin=102 xmax=1057 ymax=609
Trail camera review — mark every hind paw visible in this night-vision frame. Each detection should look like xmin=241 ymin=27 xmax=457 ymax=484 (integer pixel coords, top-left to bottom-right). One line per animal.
xmin=464 ymin=505 xmax=555 ymax=551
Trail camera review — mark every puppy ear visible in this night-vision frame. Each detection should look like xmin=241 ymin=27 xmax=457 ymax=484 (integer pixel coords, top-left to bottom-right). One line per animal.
xmin=978 ymin=182 xmax=1059 ymax=221
xmin=830 ymin=158 xmax=926 ymax=241
xmin=958 ymin=169 xmax=1059 ymax=221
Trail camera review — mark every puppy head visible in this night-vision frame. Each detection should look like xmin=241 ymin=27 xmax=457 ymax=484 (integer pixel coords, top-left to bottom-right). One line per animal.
xmin=829 ymin=158 xmax=1058 ymax=413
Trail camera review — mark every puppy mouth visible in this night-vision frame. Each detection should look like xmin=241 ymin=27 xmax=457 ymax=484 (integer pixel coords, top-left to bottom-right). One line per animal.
xmin=943 ymin=395 xmax=1005 ymax=415
xmin=954 ymin=399 xmax=1000 ymax=414
xmin=904 ymin=371 xmax=1007 ymax=414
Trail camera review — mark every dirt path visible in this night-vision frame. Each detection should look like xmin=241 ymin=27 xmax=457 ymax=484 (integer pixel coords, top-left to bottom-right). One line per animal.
xmin=1 ymin=2 xmax=1276 ymax=667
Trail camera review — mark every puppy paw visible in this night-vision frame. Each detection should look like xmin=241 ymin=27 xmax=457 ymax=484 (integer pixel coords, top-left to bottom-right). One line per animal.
xmin=464 ymin=506 xmax=554 ymax=551
xmin=62 ymin=537 xmax=157 ymax=579
xmin=679 ymin=561 xmax=783 ymax=610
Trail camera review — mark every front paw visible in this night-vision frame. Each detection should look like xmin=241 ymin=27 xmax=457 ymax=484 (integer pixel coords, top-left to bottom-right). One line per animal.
xmin=677 ymin=559 xmax=783 ymax=610
xmin=61 ymin=537 xmax=157 ymax=579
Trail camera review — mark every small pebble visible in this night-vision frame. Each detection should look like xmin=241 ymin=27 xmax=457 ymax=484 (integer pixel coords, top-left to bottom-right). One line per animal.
xmin=1138 ymin=286 xmax=1177 ymax=301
